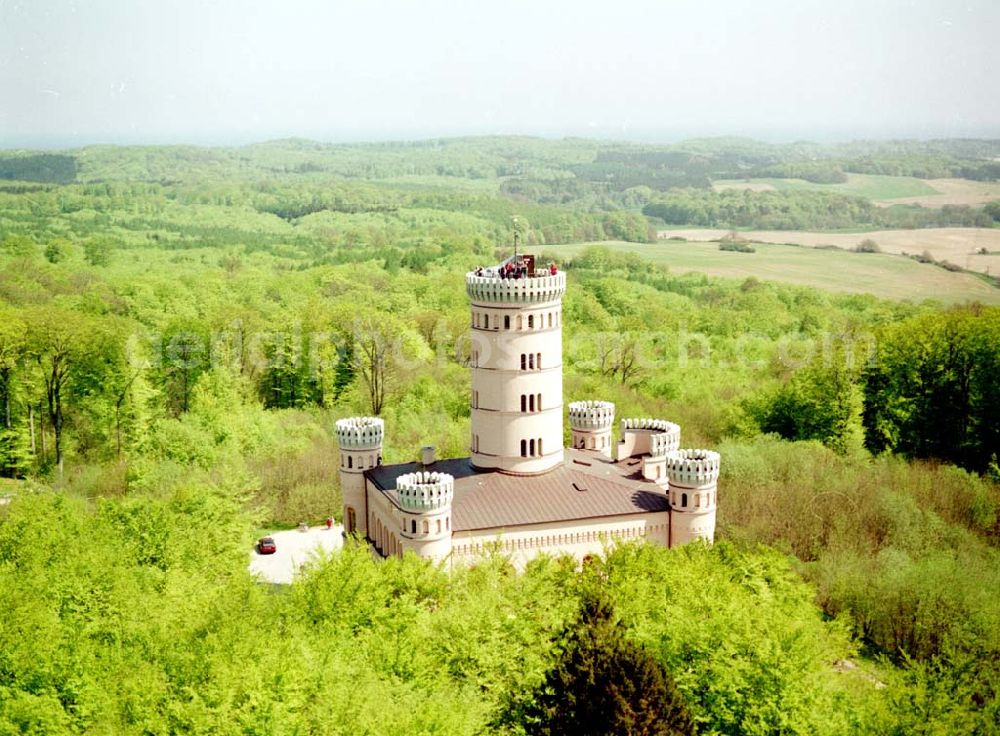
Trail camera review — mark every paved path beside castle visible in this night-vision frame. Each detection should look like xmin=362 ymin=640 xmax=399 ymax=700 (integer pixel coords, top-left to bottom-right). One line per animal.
xmin=248 ymin=525 xmax=344 ymax=584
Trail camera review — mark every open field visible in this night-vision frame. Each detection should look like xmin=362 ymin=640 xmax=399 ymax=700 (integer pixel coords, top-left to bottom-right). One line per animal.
xmin=656 ymin=227 xmax=1000 ymax=276
xmin=712 ymin=173 xmax=938 ymax=200
xmin=877 ymin=178 xmax=1000 ymax=207
xmin=546 ymin=240 xmax=1000 ymax=305
xmin=712 ymin=174 xmax=1000 ymax=208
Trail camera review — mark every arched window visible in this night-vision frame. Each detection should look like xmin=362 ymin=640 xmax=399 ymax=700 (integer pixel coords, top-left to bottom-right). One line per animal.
xmin=538 ymin=438 xmax=543 ymax=455
xmin=517 ymin=315 xmax=522 ymax=330
xmin=493 ymin=314 xmax=498 ymax=330
xmin=436 ymin=519 xmax=441 ymax=533
xmin=504 ymin=315 xmax=510 ymax=329
xmin=537 ymin=393 xmax=542 ymax=411
xmin=529 ymin=438 xmax=536 ymax=456
xmin=529 ymin=394 xmax=535 ymax=412
xmin=528 ymin=353 xmax=534 ymax=369
xmin=521 ymin=353 xmax=526 ymax=370
xmin=694 ymin=494 xmax=701 ymax=508
xmin=521 ymin=439 xmax=527 ymax=457
xmin=347 ymin=456 xmax=353 ymax=469
xmin=548 ymin=313 xmax=553 ymax=328
xmin=528 ymin=314 xmax=534 ymax=329
xmin=681 ymin=493 xmax=688 ymax=508
xmin=411 ymin=520 xmax=417 ymax=533
xmin=446 ymin=517 xmax=450 ymax=531
xmin=484 ymin=314 xmax=489 ymax=328
xmin=521 ymin=394 xmax=526 ymax=412
xmin=537 ymin=352 xmax=541 ymax=369
xmin=422 ymin=520 xmax=429 ymax=534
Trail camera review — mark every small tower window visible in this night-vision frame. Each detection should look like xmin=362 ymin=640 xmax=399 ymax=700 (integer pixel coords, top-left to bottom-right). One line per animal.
xmin=436 ymin=519 xmax=441 ymax=533
xmin=529 ymin=394 xmax=535 ymax=412
xmin=537 ymin=393 xmax=542 ymax=411
xmin=530 ymin=439 xmax=536 ymax=456
xmin=538 ymin=438 xmax=543 ymax=455
xmin=521 ymin=439 xmax=527 ymax=457
xmin=548 ymin=313 xmax=553 ymax=328
xmin=521 ymin=354 xmax=527 ymax=370
xmin=347 ymin=456 xmax=353 ymax=469
xmin=411 ymin=520 xmax=416 ymax=533
xmin=484 ymin=314 xmax=489 ymax=328
xmin=528 ymin=353 xmax=534 ymax=370
xmin=521 ymin=394 xmax=527 ymax=412
xmin=473 ymin=390 xmax=479 ymax=408
xmin=517 ymin=315 xmax=522 ymax=330
xmin=504 ymin=315 xmax=510 ymax=329
xmin=681 ymin=493 xmax=688 ymax=508
xmin=528 ymin=314 xmax=534 ymax=329
xmin=537 ymin=352 xmax=541 ymax=369
xmin=422 ymin=520 xmax=429 ymax=534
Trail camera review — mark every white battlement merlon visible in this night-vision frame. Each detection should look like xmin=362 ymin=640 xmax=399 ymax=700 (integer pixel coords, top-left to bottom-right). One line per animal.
xmin=395 ymin=471 xmax=455 ymax=511
xmin=335 ymin=417 xmax=385 ymax=450
xmin=465 ymin=271 xmax=567 ymax=305
xmin=568 ymin=400 xmax=616 ymax=430
xmin=617 ymin=417 xmax=681 ymax=460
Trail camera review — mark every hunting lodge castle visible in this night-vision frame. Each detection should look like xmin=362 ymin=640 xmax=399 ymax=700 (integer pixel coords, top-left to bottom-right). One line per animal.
xmin=336 ymin=253 xmax=720 ymax=565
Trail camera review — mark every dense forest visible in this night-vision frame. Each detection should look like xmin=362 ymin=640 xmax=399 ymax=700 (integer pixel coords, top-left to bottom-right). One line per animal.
xmin=1 ymin=137 xmax=999 ymax=733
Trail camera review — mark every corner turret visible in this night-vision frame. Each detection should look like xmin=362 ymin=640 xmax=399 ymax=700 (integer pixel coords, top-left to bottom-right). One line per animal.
xmin=336 ymin=417 xmax=384 ymax=537
xmin=666 ymin=449 xmax=720 ymax=546
xmin=396 ymin=471 xmax=454 ymax=559
xmin=568 ymin=400 xmax=615 ymax=458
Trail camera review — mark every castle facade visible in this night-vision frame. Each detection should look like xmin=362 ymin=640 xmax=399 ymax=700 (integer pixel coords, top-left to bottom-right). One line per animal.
xmin=337 ymin=254 xmax=720 ymax=566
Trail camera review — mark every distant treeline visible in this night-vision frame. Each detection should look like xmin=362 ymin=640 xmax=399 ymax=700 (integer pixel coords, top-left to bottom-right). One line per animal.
xmin=643 ymin=188 xmax=1000 ymax=230
xmin=0 ymin=153 xmax=77 ymax=183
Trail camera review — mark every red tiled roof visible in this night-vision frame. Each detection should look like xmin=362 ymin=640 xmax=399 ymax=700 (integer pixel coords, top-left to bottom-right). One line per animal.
xmin=365 ymin=449 xmax=669 ymax=531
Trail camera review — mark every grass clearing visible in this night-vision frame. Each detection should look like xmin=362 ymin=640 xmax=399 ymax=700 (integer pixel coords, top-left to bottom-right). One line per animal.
xmin=546 ymin=239 xmax=1000 ymax=305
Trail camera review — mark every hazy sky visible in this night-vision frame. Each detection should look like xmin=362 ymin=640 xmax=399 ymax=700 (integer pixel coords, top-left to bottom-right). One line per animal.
xmin=1 ymin=0 xmax=998 ymax=148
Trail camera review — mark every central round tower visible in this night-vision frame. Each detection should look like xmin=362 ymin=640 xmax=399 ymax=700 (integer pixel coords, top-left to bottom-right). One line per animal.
xmin=466 ymin=256 xmax=566 ymax=475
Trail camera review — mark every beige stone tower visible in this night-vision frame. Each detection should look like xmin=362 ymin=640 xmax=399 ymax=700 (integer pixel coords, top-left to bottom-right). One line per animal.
xmin=336 ymin=416 xmax=384 ymax=536
xmin=466 ymin=257 xmax=567 ymax=475
xmin=666 ymin=449 xmax=720 ymax=546
xmin=568 ymin=400 xmax=615 ymax=458
xmin=397 ymin=471 xmax=454 ymax=559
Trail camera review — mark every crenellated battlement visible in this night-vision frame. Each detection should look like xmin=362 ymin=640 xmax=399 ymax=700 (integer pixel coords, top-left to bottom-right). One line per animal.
xmin=665 ymin=449 xmax=721 ymax=487
xmin=466 ymin=271 xmax=566 ymax=304
xmin=335 ymin=417 xmax=384 ymax=450
xmin=621 ymin=417 xmax=676 ymax=433
xmin=650 ymin=430 xmax=681 ymax=457
xmin=396 ymin=471 xmax=454 ymax=511
xmin=568 ymin=400 xmax=616 ymax=430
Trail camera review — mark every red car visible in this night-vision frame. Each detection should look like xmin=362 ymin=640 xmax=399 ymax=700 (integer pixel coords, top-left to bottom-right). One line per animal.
xmin=256 ymin=536 xmax=277 ymax=555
